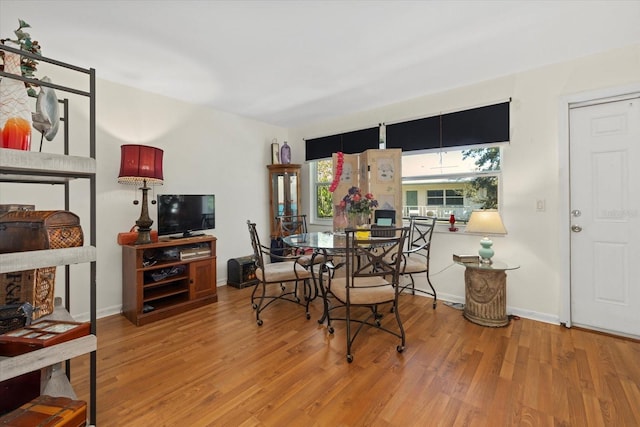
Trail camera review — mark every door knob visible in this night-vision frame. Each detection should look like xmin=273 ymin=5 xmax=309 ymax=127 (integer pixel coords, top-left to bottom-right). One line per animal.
xmin=571 ymin=225 xmax=582 ymax=232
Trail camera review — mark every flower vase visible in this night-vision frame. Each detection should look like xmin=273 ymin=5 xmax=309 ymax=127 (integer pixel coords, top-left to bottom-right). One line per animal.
xmin=348 ymin=211 xmax=370 ymax=239
xmin=0 ymin=41 xmax=32 ymax=151
xmin=333 ymin=204 xmax=348 ymax=233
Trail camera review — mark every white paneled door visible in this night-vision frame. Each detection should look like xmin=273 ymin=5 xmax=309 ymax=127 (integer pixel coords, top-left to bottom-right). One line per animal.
xmin=569 ymin=96 xmax=640 ymax=337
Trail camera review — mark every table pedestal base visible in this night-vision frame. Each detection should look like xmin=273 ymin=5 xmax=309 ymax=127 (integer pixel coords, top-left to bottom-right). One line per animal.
xmin=464 ymin=268 xmax=509 ymax=327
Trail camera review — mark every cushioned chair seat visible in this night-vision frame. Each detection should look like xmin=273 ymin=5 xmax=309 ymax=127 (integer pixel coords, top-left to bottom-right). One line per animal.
xmin=297 ymin=253 xmax=329 ymax=267
xmin=329 ymin=277 xmax=394 ymax=305
xmin=401 ymin=256 xmax=427 ymax=274
xmin=257 ymin=261 xmax=311 ymax=282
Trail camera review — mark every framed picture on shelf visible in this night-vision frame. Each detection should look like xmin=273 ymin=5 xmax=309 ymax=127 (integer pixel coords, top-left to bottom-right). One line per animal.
xmin=271 ymin=141 xmax=280 ymax=164
xmin=0 ymin=320 xmax=90 ymax=356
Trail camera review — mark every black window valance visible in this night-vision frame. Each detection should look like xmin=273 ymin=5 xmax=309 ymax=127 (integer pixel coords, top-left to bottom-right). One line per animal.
xmin=305 ymin=126 xmax=380 ymax=161
xmin=386 ymin=101 xmax=510 ymax=152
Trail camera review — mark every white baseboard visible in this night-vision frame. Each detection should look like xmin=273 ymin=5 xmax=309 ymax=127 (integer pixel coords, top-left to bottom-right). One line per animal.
xmin=413 ymin=290 xmax=561 ymax=325
xmin=75 ymin=287 xmax=561 ymax=326
xmin=73 ymin=305 xmax=122 ymax=322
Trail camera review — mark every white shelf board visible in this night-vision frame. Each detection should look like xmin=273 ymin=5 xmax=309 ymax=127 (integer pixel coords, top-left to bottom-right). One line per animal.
xmin=0 ymin=149 xmax=96 ymax=177
xmin=0 ymin=246 xmax=96 ymax=273
xmin=0 ymin=334 xmax=96 ymax=382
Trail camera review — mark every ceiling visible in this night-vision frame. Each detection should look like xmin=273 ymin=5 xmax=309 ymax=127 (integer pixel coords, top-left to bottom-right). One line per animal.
xmin=2 ymin=0 xmax=640 ymax=128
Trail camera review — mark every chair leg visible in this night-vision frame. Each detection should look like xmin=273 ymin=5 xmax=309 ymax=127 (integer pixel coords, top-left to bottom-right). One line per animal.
xmin=393 ymin=300 xmax=406 ymax=353
xmin=345 ymin=302 xmax=353 ymax=363
xmin=426 ymin=274 xmax=437 ymax=309
xmin=325 ymin=294 xmax=335 ymax=334
xmin=399 ymin=273 xmax=437 ymax=309
xmin=316 ymin=265 xmax=333 ymax=325
xmin=250 ymin=281 xmax=260 ymax=309
xmin=303 ymin=278 xmax=312 ymax=320
xmin=252 ymin=282 xmax=266 ymax=326
xmin=290 ymin=280 xmax=300 ymax=303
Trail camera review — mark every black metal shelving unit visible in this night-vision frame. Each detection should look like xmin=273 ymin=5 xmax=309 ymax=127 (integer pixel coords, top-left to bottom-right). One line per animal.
xmin=0 ymin=43 xmax=97 ymax=425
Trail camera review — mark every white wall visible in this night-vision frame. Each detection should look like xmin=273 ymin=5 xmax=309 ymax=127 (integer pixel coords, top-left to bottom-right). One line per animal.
xmin=288 ymin=44 xmax=640 ymax=324
xmin=92 ymin=79 xmax=290 ymax=319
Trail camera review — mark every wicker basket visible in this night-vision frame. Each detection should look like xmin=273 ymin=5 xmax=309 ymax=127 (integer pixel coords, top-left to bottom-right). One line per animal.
xmin=0 ymin=304 xmax=28 ymax=335
xmin=1 ymin=267 xmax=56 ymax=320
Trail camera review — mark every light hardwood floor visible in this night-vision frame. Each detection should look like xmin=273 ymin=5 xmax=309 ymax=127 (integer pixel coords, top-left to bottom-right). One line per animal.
xmin=70 ymin=285 xmax=640 ymax=426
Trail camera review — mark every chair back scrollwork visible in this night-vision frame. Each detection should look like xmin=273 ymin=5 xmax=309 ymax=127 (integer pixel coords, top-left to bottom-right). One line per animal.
xmin=398 ymin=215 xmax=437 ymax=308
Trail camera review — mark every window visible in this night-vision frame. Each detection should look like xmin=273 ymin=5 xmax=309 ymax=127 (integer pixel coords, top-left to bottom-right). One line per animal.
xmin=405 ymin=190 xmax=418 ymax=215
xmin=386 ymin=101 xmax=507 ymax=222
xmin=425 ymin=189 xmax=464 ymax=206
xmin=313 ymin=159 xmax=333 ymax=221
xmin=427 ymin=190 xmax=444 ymax=205
xmin=306 ymin=102 xmax=508 ymax=224
xmin=310 ymin=147 xmax=501 ymax=224
xmin=446 ymin=189 xmax=464 ymax=206
xmin=401 ymin=146 xmax=501 ymax=222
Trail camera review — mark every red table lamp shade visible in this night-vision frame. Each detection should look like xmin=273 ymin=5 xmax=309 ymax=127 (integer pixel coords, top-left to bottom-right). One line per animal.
xmin=118 ymin=144 xmax=163 ymax=245
xmin=118 ymin=144 xmax=164 ymax=184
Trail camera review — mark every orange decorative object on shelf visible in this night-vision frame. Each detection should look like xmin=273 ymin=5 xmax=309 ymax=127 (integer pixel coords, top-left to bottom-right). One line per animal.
xmin=1 ymin=116 xmax=32 ymax=150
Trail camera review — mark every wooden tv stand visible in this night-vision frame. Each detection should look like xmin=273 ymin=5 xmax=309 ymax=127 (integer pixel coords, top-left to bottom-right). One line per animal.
xmin=121 ymin=235 xmax=217 ymax=326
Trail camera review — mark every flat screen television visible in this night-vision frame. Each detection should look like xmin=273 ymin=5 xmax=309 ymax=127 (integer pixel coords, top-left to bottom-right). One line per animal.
xmin=157 ymin=194 xmax=215 ymax=238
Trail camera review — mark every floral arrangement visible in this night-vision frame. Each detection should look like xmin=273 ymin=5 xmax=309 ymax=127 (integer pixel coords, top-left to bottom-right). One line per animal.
xmin=339 ymin=186 xmax=378 ymax=215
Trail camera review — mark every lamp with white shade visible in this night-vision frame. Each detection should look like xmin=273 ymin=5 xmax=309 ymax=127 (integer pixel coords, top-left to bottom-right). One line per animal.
xmin=464 ymin=209 xmax=507 ymax=264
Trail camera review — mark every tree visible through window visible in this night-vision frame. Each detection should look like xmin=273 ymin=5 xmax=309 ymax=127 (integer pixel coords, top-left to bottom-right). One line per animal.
xmin=315 ymin=159 xmax=333 ymax=218
xmin=461 ymin=147 xmax=500 ymax=209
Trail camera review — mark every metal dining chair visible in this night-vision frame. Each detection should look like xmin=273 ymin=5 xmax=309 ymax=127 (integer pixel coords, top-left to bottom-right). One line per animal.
xmin=246 ymin=220 xmax=313 ymax=325
xmin=323 ymin=226 xmax=409 ymax=362
xmin=276 ymin=214 xmax=329 ymax=269
xmin=397 ymin=215 xmax=437 ymax=308
xmin=275 ymin=214 xmax=308 ymax=237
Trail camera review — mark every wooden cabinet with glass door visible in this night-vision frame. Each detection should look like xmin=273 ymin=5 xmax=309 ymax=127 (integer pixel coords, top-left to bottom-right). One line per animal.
xmin=267 ymin=164 xmax=301 ymax=238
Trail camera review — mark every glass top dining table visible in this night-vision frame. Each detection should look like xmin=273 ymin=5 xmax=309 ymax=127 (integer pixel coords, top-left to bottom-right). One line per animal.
xmin=282 ymin=231 xmax=402 ymax=324
xmin=282 ymin=231 xmax=349 ymax=252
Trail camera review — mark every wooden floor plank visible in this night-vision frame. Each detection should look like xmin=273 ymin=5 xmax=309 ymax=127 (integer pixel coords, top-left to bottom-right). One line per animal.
xmin=67 ymin=285 xmax=640 ymax=426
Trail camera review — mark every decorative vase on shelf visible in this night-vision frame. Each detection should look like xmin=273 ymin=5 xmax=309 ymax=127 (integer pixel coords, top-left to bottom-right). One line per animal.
xmin=333 ymin=204 xmax=348 ymax=233
xmin=0 ymin=41 xmax=32 ymax=151
xmin=280 ymin=141 xmax=291 ymax=164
